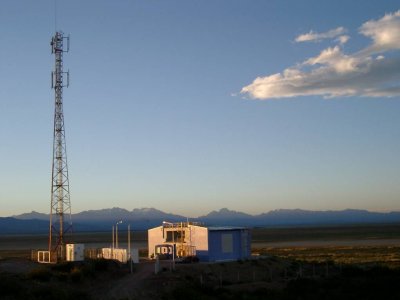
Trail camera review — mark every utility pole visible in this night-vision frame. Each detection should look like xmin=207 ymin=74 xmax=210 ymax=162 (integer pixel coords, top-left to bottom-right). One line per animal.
xmin=128 ymin=224 xmax=133 ymax=273
xmin=116 ymin=220 xmax=122 ymax=248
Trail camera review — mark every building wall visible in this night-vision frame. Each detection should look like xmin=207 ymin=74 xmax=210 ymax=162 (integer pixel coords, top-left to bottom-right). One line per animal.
xmin=208 ymin=229 xmax=251 ymax=262
xmin=148 ymin=226 xmax=164 ymax=258
xmin=191 ymin=225 xmax=208 ymax=260
xmin=148 ymin=225 xmax=208 ymax=259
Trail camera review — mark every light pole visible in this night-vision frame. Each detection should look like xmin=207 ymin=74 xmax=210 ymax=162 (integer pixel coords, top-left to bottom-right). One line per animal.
xmin=116 ymin=220 xmax=122 ymax=249
xmin=128 ymin=224 xmax=133 ymax=273
xmin=163 ymin=221 xmax=175 ymax=270
xmin=112 ymin=225 xmax=115 ymax=250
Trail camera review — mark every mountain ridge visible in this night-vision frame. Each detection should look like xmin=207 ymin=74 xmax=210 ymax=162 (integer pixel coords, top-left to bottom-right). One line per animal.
xmin=3 ymin=207 xmax=399 ymax=234
xmin=14 ymin=207 xmax=400 ymax=220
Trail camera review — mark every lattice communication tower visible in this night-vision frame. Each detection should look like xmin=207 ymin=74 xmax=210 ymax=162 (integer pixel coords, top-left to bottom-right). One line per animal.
xmin=49 ymin=31 xmax=72 ymax=259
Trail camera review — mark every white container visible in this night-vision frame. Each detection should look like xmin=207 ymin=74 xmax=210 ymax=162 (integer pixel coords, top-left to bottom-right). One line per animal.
xmin=66 ymin=243 xmax=85 ymax=261
xmin=101 ymin=248 xmax=128 ymax=263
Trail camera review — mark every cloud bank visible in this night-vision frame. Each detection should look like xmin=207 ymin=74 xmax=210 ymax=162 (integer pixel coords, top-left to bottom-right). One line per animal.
xmin=241 ymin=11 xmax=400 ymax=100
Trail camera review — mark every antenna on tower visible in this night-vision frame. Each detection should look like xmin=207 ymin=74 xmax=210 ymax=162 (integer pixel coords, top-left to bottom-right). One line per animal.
xmin=54 ymin=0 xmax=58 ymax=33
xmin=48 ymin=31 xmax=72 ymax=261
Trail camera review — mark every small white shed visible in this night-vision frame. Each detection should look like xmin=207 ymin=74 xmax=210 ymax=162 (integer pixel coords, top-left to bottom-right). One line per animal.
xmin=66 ymin=243 xmax=85 ymax=261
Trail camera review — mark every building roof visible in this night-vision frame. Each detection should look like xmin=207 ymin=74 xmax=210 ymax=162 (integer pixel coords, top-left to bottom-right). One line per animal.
xmin=207 ymin=226 xmax=247 ymax=231
xmin=148 ymin=224 xmax=249 ymax=231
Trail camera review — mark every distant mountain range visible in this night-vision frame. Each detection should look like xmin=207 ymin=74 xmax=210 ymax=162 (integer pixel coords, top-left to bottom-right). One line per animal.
xmin=1 ymin=207 xmax=399 ymax=234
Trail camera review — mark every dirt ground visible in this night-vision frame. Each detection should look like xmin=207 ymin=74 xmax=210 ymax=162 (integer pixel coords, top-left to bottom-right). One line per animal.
xmin=92 ymin=261 xmax=159 ymax=300
xmin=1 ymin=248 xmax=400 ymax=300
xmin=87 ymin=258 xmax=295 ymax=299
xmin=0 ymin=256 xmax=301 ymax=299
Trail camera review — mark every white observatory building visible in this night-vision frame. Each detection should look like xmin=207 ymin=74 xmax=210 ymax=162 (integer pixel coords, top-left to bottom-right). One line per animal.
xmin=148 ymin=222 xmax=251 ymax=262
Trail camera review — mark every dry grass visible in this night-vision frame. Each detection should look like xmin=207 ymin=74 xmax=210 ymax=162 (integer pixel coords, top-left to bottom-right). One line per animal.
xmin=258 ymin=245 xmax=400 ymax=267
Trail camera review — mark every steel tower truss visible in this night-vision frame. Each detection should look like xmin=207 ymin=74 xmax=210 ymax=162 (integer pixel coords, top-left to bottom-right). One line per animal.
xmin=49 ymin=31 xmax=71 ymax=259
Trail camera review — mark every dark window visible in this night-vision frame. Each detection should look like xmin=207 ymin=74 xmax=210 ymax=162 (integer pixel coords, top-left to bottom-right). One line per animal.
xmin=166 ymin=230 xmax=185 ymax=243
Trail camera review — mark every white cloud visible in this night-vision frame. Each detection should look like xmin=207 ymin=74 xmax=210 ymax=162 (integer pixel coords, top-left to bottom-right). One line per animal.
xmin=295 ymin=27 xmax=346 ymax=42
xmin=360 ymin=10 xmax=400 ymax=53
xmin=241 ymin=11 xmax=400 ymax=100
xmin=304 ymin=46 xmax=363 ymax=74
xmin=241 ymin=56 xmax=400 ymax=99
xmin=336 ymin=35 xmax=350 ymax=45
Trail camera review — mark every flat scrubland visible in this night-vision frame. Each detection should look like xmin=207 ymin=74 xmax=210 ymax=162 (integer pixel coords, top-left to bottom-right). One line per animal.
xmin=251 ymin=223 xmax=400 ymax=267
xmin=1 ymin=224 xmax=400 ymax=299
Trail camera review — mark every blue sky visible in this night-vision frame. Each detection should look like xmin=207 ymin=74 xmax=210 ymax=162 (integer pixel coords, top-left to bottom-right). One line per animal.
xmin=1 ymin=0 xmax=400 ymax=217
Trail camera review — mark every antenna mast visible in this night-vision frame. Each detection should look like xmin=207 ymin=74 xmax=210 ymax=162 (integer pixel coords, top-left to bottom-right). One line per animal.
xmin=49 ymin=31 xmax=71 ymax=260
